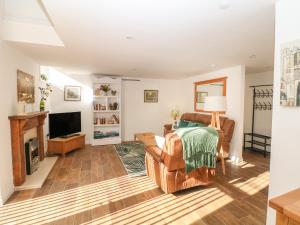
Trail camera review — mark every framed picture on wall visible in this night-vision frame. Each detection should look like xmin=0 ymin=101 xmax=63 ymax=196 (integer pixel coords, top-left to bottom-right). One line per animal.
xmin=17 ymin=70 xmax=35 ymax=103
xmin=144 ymin=90 xmax=158 ymax=103
xmin=196 ymin=92 xmax=208 ymax=103
xmin=280 ymin=39 xmax=300 ymax=106
xmin=64 ymin=86 xmax=81 ymax=101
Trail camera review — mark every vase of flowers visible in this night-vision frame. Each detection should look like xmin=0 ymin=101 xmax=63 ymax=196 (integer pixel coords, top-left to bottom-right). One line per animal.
xmin=171 ymin=109 xmax=180 ymax=129
xmin=171 ymin=109 xmax=180 ymax=120
xmin=39 ymin=99 xmax=45 ymax=111
xmin=100 ymin=84 xmax=111 ymax=96
xmin=38 ymin=74 xmax=52 ymax=112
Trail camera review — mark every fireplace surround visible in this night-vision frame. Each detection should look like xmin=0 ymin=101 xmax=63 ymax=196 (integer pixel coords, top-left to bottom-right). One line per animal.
xmin=8 ymin=111 xmax=48 ymax=186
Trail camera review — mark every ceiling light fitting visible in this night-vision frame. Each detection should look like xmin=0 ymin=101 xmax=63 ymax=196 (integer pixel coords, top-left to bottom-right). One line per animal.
xmin=219 ymin=0 xmax=231 ymax=10
xmin=125 ymin=36 xmax=133 ymax=40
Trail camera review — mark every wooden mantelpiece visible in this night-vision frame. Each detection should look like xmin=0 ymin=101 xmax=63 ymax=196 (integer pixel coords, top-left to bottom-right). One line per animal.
xmin=8 ymin=111 xmax=48 ymax=186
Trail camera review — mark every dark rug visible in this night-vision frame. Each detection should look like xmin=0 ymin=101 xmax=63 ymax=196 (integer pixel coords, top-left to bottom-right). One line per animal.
xmin=114 ymin=142 xmax=146 ymax=176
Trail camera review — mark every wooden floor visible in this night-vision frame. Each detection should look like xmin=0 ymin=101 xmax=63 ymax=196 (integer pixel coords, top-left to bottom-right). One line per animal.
xmin=2 ymin=145 xmax=270 ymax=225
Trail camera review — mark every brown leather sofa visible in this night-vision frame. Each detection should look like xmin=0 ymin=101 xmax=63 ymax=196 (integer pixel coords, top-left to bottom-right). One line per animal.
xmin=164 ymin=113 xmax=235 ymax=158
xmin=145 ymin=113 xmax=235 ymax=193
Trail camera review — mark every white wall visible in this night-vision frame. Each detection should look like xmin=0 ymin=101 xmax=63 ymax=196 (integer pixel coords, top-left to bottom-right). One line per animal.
xmin=0 ymin=24 xmax=40 ymax=205
xmin=267 ymin=0 xmax=300 ymax=224
xmin=46 ymin=68 xmax=94 ymax=143
xmin=122 ymin=78 xmax=184 ymax=141
xmin=182 ymin=65 xmax=246 ymax=162
xmin=47 ymin=69 xmax=184 ymax=142
xmin=244 ymin=71 xmax=274 ymax=137
xmin=47 ymin=66 xmax=246 ymax=160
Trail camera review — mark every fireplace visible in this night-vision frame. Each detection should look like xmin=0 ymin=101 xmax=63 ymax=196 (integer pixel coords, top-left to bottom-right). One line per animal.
xmin=8 ymin=111 xmax=48 ymax=186
xmin=25 ymin=138 xmax=40 ymax=175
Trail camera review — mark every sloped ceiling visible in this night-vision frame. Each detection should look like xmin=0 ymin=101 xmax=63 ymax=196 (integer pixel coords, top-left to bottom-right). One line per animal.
xmin=3 ymin=0 xmax=275 ymax=78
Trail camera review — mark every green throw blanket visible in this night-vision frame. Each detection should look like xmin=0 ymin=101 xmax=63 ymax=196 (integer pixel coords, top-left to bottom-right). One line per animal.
xmin=175 ymin=127 xmax=219 ymax=174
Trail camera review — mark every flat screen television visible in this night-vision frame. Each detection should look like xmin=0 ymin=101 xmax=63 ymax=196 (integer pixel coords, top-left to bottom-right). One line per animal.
xmin=49 ymin=112 xmax=81 ymax=139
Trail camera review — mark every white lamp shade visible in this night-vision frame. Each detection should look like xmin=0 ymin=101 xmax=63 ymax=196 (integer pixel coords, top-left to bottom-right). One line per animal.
xmin=204 ymin=96 xmax=227 ymax=112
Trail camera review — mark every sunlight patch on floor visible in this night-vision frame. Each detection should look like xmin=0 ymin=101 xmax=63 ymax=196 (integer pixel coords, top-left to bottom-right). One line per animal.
xmin=228 ymin=178 xmax=241 ymax=184
xmin=229 ymin=160 xmax=256 ymax=169
xmin=82 ymin=187 xmax=233 ymax=225
xmin=0 ymin=175 xmax=158 ymax=225
xmin=241 ymin=163 xmax=256 ymax=169
xmin=233 ymin=171 xmax=269 ymax=195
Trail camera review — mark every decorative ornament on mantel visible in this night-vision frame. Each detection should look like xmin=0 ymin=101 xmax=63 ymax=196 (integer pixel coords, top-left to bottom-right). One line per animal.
xmin=38 ymin=74 xmax=52 ymax=112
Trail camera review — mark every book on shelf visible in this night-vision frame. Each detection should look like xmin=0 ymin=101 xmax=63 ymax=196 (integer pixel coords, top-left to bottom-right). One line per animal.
xmin=94 ymin=131 xmax=119 ymax=139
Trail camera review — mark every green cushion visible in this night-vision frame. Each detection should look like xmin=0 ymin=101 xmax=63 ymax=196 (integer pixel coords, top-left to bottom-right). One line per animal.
xmin=187 ymin=121 xmax=206 ymax=127
xmin=178 ymin=120 xmax=189 ymax=128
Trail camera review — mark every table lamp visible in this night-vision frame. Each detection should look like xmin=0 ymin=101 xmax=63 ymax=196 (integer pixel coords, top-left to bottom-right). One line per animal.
xmin=204 ymin=96 xmax=226 ymax=130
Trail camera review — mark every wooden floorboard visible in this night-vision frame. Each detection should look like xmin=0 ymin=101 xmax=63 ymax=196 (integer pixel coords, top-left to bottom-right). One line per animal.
xmin=2 ymin=146 xmax=270 ymax=225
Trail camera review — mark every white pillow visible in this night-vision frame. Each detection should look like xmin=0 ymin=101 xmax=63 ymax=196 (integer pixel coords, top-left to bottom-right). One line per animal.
xmin=155 ymin=135 xmax=165 ymax=149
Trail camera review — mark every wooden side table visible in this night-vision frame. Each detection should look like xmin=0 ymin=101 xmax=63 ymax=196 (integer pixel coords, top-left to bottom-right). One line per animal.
xmin=48 ymin=134 xmax=85 ymax=156
xmin=269 ymin=188 xmax=300 ymax=225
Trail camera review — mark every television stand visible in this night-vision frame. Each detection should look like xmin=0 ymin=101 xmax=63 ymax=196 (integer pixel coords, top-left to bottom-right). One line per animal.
xmin=61 ymin=133 xmax=80 ymax=139
xmin=47 ymin=134 xmax=85 ymax=156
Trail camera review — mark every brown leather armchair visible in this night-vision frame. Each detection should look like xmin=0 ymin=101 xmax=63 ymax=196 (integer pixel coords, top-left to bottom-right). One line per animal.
xmin=145 ymin=113 xmax=235 ymax=193
xmin=145 ymin=132 xmax=214 ymax=194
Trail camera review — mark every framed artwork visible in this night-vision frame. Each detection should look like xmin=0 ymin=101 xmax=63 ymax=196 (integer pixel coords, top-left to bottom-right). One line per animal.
xmin=281 ymin=39 xmax=300 ymax=106
xmin=196 ymin=92 xmax=208 ymax=103
xmin=144 ymin=90 xmax=158 ymax=103
xmin=64 ymin=86 xmax=81 ymax=101
xmin=17 ymin=70 xmax=35 ymax=103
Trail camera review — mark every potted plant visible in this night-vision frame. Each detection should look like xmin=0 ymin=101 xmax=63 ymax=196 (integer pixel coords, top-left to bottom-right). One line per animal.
xmin=100 ymin=84 xmax=111 ymax=96
xmin=38 ymin=74 xmax=52 ymax=111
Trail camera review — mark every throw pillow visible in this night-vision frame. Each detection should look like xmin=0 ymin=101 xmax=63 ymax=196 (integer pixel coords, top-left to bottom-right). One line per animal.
xmin=178 ymin=120 xmax=189 ymax=128
xmin=187 ymin=121 xmax=206 ymax=127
